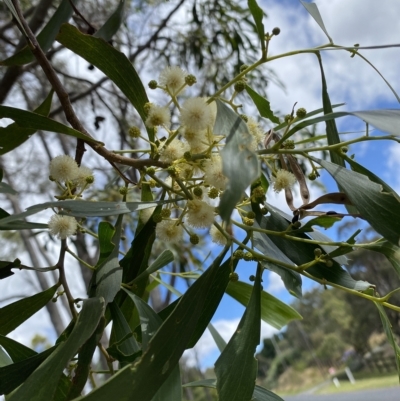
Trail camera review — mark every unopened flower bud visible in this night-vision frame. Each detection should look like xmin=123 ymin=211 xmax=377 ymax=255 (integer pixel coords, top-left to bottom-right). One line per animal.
xmin=208 ymin=187 xmax=219 ymax=199
xmin=160 ymin=208 xmax=171 ymax=218
xmin=233 ymin=250 xmax=244 ymax=259
xmin=119 ymin=186 xmax=128 ymax=195
xmin=234 ymin=80 xmax=246 ymax=92
xmin=193 ymin=187 xmax=203 ymax=197
xmin=229 ymin=272 xmax=239 ymax=282
xmin=190 ymin=234 xmax=200 ymax=245
xmin=185 ymin=74 xmax=197 ymax=86
xmin=272 ymin=27 xmax=281 ymax=35
xmin=296 ymin=108 xmax=307 ymax=118
xmin=148 ymin=80 xmax=158 ymax=89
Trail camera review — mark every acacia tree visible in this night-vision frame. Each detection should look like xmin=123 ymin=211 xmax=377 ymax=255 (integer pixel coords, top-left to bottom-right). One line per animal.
xmin=0 ymin=1 xmax=400 ymax=401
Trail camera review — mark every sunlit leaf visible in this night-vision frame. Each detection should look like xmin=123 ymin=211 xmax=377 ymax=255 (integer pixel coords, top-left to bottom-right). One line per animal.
xmin=295 ymin=215 xmax=342 ymax=233
xmin=226 ymin=280 xmax=302 ymax=329
xmin=300 ymin=1 xmax=332 ymax=42
xmin=215 ymin=100 xmax=260 ymax=222
xmin=208 ymin=323 xmax=226 ymax=353
xmin=215 ymin=265 xmax=262 ymax=401
xmin=246 ymin=86 xmax=279 ymax=124
xmin=0 ymin=284 xmax=58 ymax=335
xmin=8 ymin=297 xmax=105 ymax=401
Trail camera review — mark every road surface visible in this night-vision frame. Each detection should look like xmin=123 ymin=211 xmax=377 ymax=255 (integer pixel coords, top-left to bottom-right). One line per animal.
xmin=284 ymin=386 xmax=399 ymax=401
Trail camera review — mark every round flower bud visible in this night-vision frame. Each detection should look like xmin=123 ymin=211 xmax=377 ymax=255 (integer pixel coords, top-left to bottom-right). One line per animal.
xmin=193 ymin=186 xmax=203 ymax=197
xmin=48 ymin=214 xmax=78 ymax=240
xmin=282 ymin=140 xmax=295 ymax=149
xmin=252 ymin=186 xmax=266 ymax=202
xmin=148 ymin=80 xmax=158 ymax=89
xmin=249 ymin=275 xmax=255 ymax=282
xmin=284 ymin=114 xmax=293 ymax=123
xmin=240 ymin=114 xmax=248 ymax=122
xmin=183 ymin=151 xmax=192 ymax=161
xmin=167 ymin=166 xmax=178 ymax=177
xmin=185 ymin=74 xmax=197 ymax=86
xmin=292 ymin=221 xmax=301 ymax=229
xmin=244 ymin=217 xmax=254 ymax=226
xmin=308 ymin=172 xmax=317 ymax=181
xmin=314 ymin=248 xmax=322 ymax=257
xmin=260 ymin=207 xmax=268 ymax=215
xmin=246 ymin=211 xmax=256 ymax=219
xmin=85 ymin=175 xmax=95 ymax=184
xmin=326 ymin=259 xmax=333 ymax=267
xmin=160 ymin=208 xmax=172 ymax=218
xmin=296 ymin=108 xmax=307 ymax=118
xmin=146 ymin=167 xmax=156 ymax=176
xmin=341 ymin=146 xmax=349 ymax=153
xmin=233 ymin=249 xmax=244 ymax=259
xmin=119 ymin=186 xmax=128 ymax=195
xmin=234 ymin=80 xmax=246 ymax=92
xmin=208 ymin=187 xmax=219 ymax=199
xmin=243 ymin=252 xmax=254 ymax=261
xmin=190 ymin=234 xmax=200 ymax=245
xmin=152 ymin=214 xmax=163 ymax=223
xmin=272 ymin=27 xmax=281 ymax=35
xmin=128 ymin=126 xmax=141 ymax=138
xmin=149 ymin=179 xmax=157 ymax=188
xmin=229 ymin=272 xmax=239 ymax=282
xmin=240 ymin=64 xmax=249 ymax=72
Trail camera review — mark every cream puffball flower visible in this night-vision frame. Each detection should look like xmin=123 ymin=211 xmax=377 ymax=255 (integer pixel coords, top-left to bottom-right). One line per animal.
xmin=74 ymin=166 xmax=94 ymax=188
xmin=49 ymin=155 xmax=79 ymax=182
xmin=159 ymin=139 xmax=189 ymax=162
xmin=159 ymin=66 xmax=187 ymax=95
xmin=272 ymin=169 xmax=296 ymax=192
xmin=145 ymin=105 xmax=171 ymax=128
xmin=180 ymin=98 xmax=214 ymax=132
xmin=48 ymin=215 xmax=78 ymax=239
xmin=156 ymin=220 xmax=183 ymax=243
xmin=186 ymin=199 xmax=215 ymax=228
xmin=247 ymin=117 xmax=264 ymax=150
xmin=210 ymin=225 xmax=227 ymax=245
xmin=203 ymin=155 xmax=227 ymax=190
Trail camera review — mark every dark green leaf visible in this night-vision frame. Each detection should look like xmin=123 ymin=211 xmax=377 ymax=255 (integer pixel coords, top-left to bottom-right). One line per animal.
xmin=226 ymin=280 xmax=302 ymax=329
xmin=246 ymin=86 xmax=279 ymax=124
xmin=0 ymin=259 xmax=20 ymax=280
xmin=215 ymin=100 xmax=260 ymax=222
xmin=1 ymin=0 xmax=76 ymax=66
xmin=0 ymin=105 xmax=100 ymax=144
xmin=215 ymin=265 xmax=262 ymax=401
xmin=2 ymin=0 xmax=27 ymax=37
xmin=300 ymin=1 xmax=332 ymax=42
xmin=96 ymin=222 xmax=117 ymax=267
xmin=374 ymin=302 xmax=400 ymax=379
xmin=0 ymin=335 xmax=36 ymax=362
xmin=0 ymin=90 xmax=54 ymax=155
xmin=0 ymin=345 xmax=58 ymax=395
xmin=56 ymin=24 xmax=154 ymax=143
xmin=0 ymin=284 xmax=58 ymax=335
xmin=247 ymin=0 xmax=265 ymax=52
xmin=94 ymin=0 xmax=125 ymax=41
xmin=8 ymin=297 xmax=105 ymax=401
xmin=183 ymin=379 xmax=285 ymax=401
xmin=315 ymin=157 xmax=400 ymax=245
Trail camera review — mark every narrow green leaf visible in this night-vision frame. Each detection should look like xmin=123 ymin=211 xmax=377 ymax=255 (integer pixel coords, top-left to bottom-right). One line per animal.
xmin=246 ymin=86 xmax=279 ymax=124
xmin=0 ymin=347 xmax=12 ymax=368
xmin=56 ymin=23 xmax=154 ymax=143
xmin=0 ymin=90 xmax=54 ymax=155
xmin=96 ymin=222 xmax=116 ymax=267
xmin=0 ymin=284 xmax=58 ymax=335
xmin=300 ymin=1 xmax=332 ymax=42
xmin=0 ymin=182 xmax=17 ymax=195
xmin=215 ymin=100 xmax=260 ymax=222
xmin=226 ymin=280 xmax=302 ymax=329
xmin=295 ymin=215 xmax=342 ymax=233
xmin=315 ymin=157 xmax=400 ymax=245
xmin=374 ymin=302 xmax=400 ymax=379
xmin=183 ymin=379 xmax=285 ymax=401
xmin=1 ymin=0 xmax=76 ymax=66
xmin=215 ymin=264 xmax=262 ymax=401
xmin=0 ymin=335 xmax=36 ymax=362
xmin=2 ymin=0 xmax=27 ymax=37
xmin=247 ymin=0 xmax=265 ymax=52
xmin=363 ymin=239 xmax=400 ymax=279
xmin=8 ymin=297 xmax=105 ymax=401
xmin=0 ymin=106 xmax=100 ymax=144
xmin=94 ymin=0 xmax=125 ymax=41
xmin=207 ymin=323 xmax=226 ymax=353
xmin=0 ymin=221 xmax=48 ymax=231
xmin=0 ymin=259 xmax=20 ymax=280
xmin=0 ymin=345 xmax=57 ymax=395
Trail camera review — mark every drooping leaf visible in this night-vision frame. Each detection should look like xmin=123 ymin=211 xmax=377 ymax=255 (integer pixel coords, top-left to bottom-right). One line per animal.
xmin=8 ymin=297 xmax=105 ymax=401
xmin=94 ymin=0 xmax=125 ymax=41
xmin=314 ymin=157 xmax=400 ymax=245
xmin=246 ymin=86 xmax=279 ymax=124
xmin=208 ymin=323 xmax=227 ymax=353
xmin=0 ymin=284 xmax=58 ymax=335
xmin=215 ymin=265 xmax=262 ymax=401
xmin=122 ymin=290 xmax=182 ymax=401
xmin=183 ymin=379 xmax=285 ymax=401
xmin=56 ymin=23 xmax=154 ymax=143
xmin=374 ymin=302 xmax=400 ymax=379
xmin=0 ymin=90 xmax=54 ymax=155
xmin=76 ymin=247 xmax=230 ymax=401
xmin=0 ymin=106 xmax=100 ymax=144
xmin=247 ymin=0 xmax=265 ymax=52
xmin=226 ymin=280 xmax=302 ymax=329
xmin=0 ymin=345 xmax=57 ymax=395
xmin=215 ymin=100 xmax=260 ymax=222
xmin=1 ymin=0 xmax=77 ymax=66
xmin=300 ymin=0 xmax=332 ymax=42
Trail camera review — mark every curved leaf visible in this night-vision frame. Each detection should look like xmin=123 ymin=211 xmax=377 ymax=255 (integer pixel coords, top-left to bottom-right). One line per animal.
xmin=246 ymin=86 xmax=279 ymax=124
xmin=226 ymin=280 xmax=302 ymax=329
xmin=8 ymin=297 xmax=105 ymax=401
xmin=247 ymin=0 xmax=265 ymax=52
xmin=215 ymin=100 xmax=260 ymax=222
xmin=94 ymin=0 xmax=125 ymax=41
xmin=0 ymin=284 xmax=58 ymax=335
xmin=56 ymin=24 xmax=154 ymax=143
xmin=300 ymin=0 xmax=332 ymax=42
xmin=215 ymin=265 xmax=262 ymax=401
